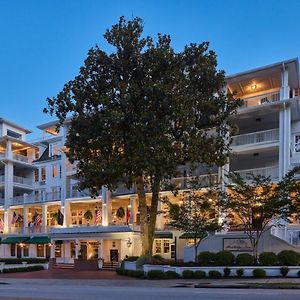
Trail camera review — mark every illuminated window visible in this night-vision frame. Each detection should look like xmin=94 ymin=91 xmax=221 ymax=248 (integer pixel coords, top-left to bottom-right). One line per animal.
xmin=23 ymin=244 xmax=29 ymax=257
xmin=155 ymin=240 xmax=162 ymax=254
xmin=10 ymin=244 xmax=16 ymax=256
xmin=55 ymin=243 xmax=61 ymax=257
xmin=34 ymin=169 xmax=39 ymax=182
xmin=52 ymin=165 xmax=57 ymax=178
xmin=163 ymin=240 xmax=170 ymax=254
xmin=37 ymin=244 xmax=44 ymax=257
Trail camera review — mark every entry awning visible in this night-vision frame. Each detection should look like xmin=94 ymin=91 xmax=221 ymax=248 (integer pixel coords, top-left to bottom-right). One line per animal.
xmin=26 ymin=236 xmax=50 ymax=244
xmin=1 ymin=236 xmax=29 ymax=244
xmin=154 ymin=231 xmax=173 ymax=239
xmin=179 ymin=232 xmax=207 ymax=239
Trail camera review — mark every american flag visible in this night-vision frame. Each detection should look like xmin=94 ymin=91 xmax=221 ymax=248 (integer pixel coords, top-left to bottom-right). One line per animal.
xmin=34 ymin=214 xmax=42 ymax=226
xmin=0 ymin=218 xmax=4 ymax=231
xmin=11 ymin=212 xmax=18 ymax=224
xmin=126 ymin=208 xmax=131 ymax=225
xmin=94 ymin=206 xmax=101 ymax=225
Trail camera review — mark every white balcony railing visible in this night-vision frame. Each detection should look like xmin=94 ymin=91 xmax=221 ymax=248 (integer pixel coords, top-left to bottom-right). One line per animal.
xmin=232 ymin=128 xmax=279 ymax=147
xmin=13 ymin=153 xmax=30 ymax=163
xmin=240 ymin=91 xmax=280 ymax=109
xmin=12 ymin=191 xmax=62 ymax=205
xmin=234 ymin=166 xmax=279 ymax=181
xmin=13 ymin=175 xmax=32 ymax=186
xmin=66 ymin=189 xmax=92 ymax=199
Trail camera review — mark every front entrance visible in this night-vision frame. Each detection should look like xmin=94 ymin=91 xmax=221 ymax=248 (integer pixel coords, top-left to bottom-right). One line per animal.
xmin=16 ymin=244 xmax=22 ymax=258
xmin=110 ymin=249 xmax=119 ymax=262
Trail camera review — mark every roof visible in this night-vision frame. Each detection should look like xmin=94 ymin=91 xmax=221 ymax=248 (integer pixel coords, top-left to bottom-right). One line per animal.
xmin=0 ymin=118 xmax=32 ymax=134
xmin=26 ymin=236 xmax=50 ymax=244
xmin=1 ymin=236 xmax=29 ymax=244
xmin=37 ymin=117 xmax=72 ymax=131
xmin=154 ymin=231 xmax=173 ymax=239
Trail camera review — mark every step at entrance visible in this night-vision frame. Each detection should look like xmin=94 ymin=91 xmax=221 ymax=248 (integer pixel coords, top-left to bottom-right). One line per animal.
xmin=53 ymin=263 xmax=74 ymax=269
xmin=102 ymin=261 xmax=120 ymax=270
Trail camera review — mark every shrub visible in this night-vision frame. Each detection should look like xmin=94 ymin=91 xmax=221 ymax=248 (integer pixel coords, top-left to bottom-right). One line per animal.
xmin=252 ymin=268 xmax=266 ymax=278
xmin=215 ymin=251 xmax=235 ymax=266
xmin=278 ymin=250 xmax=300 ymax=266
xmin=194 ymin=270 xmax=206 ymax=279
xmin=297 ymin=270 xmax=300 ymax=278
xmin=136 ymin=255 xmax=152 ymax=269
xmin=116 ymin=268 xmax=124 ymax=275
xmin=259 ymin=252 xmax=278 ymax=266
xmin=0 ymin=258 xmax=47 ymax=264
xmin=223 ymin=267 xmax=231 ymax=277
xmin=208 ymin=270 xmax=222 ymax=279
xmin=151 ymin=255 xmax=166 ymax=265
xmin=236 ymin=253 xmax=254 ymax=266
xmin=2 ymin=265 xmax=44 ymax=273
xmin=197 ymin=251 xmax=217 ymax=266
xmin=280 ymin=266 xmax=289 ymax=277
xmin=182 ymin=270 xmax=195 ymax=279
xmin=164 ymin=270 xmax=178 ymax=279
xmin=124 ymin=256 xmax=139 ymax=262
xmin=236 ymin=268 xmax=244 ymax=277
xmin=147 ymin=270 xmax=165 ymax=279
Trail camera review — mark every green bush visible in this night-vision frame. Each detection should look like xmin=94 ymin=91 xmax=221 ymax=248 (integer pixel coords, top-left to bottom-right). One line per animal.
xmin=2 ymin=265 xmax=44 ymax=273
xmin=208 ymin=270 xmax=222 ymax=279
xmin=182 ymin=270 xmax=194 ymax=279
xmin=236 ymin=253 xmax=254 ymax=266
xmin=223 ymin=267 xmax=231 ymax=277
xmin=147 ymin=270 xmax=165 ymax=279
xmin=280 ymin=266 xmax=289 ymax=277
xmin=278 ymin=250 xmax=300 ymax=266
xmin=151 ymin=255 xmax=166 ymax=265
xmin=252 ymin=268 xmax=266 ymax=278
xmin=124 ymin=256 xmax=139 ymax=262
xmin=215 ymin=251 xmax=235 ymax=266
xmin=297 ymin=270 xmax=300 ymax=278
xmin=164 ymin=270 xmax=178 ymax=279
xmin=116 ymin=268 xmax=124 ymax=275
xmin=194 ymin=270 xmax=206 ymax=279
xmin=259 ymin=252 xmax=278 ymax=266
xmin=136 ymin=255 xmax=152 ymax=268
xmin=197 ymin=251 xmax=217 ymax=266
xmin=0 ymin=258 xmax=47 ymax=265
xmin=236 ymin=268 xmax=244 ymax=277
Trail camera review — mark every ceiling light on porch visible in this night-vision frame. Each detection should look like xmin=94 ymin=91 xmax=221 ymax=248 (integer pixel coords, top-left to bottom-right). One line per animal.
xmin=251 ymin=83 xmax=257 ymax=91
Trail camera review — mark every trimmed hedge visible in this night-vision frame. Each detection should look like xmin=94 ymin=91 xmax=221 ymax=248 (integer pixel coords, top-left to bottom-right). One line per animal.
xmin=182 ymin=270 xmax=194 ymax=279
xmin=236 ymin=268 xmax=244 ymax=277
xmin=197 ymin=251 xmax=216 ymax=266
xmin=215 ymin=251 xmax=235 ymax=266
xmin=147 ymin=270 xmax=165 ymax=279
xmin=116 ymin=268 xmax=144 ymax=278
xmin=280 ymin=266 xmax=289 ymax=277
xmin=278 ymin=250 xmax=300 ymax=266
xmin=252 ymin=268 xmax=266 ymax=278
xmin=259 ymin=252 xmax=278 ymax=266
xmin=236 ymin=253 xmax=254 ymax=266
xmin=0 ymin=258 xmax=47 ymax=265
xmin=124 ymin=256 xmax=139 ymax=262
xmin=208 ymin=270 xmax=222 ymax=279
xmin=223 ymin=267 xmax=231 ymax=277
xmin=194 ymin=270 xmax=206 ymax=279
xmin=164 ymin=270 xmax=178 ymax=279
xmin=2 ymin=265 xmax=44 ymax=273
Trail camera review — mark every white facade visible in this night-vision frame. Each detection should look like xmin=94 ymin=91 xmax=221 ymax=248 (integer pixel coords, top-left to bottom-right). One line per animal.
xmin=0 ymin=58 xmax=300 ymax=264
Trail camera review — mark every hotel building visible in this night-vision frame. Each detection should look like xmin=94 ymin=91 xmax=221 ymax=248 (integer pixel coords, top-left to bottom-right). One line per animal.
xmin=0 ymin=58 xmax=299 ymax=265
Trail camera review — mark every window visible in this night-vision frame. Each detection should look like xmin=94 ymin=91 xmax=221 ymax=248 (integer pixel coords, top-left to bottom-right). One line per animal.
xmin=37 ymin=244 xmax=44 ymax=257
xmin=163 ymin=240 xmax=170 ymax=254
xmin=52 ymin=165 xmax=57 ymax=178
xmin=59 ymin=165 xmax=62 ymax=178
xmin=295 ymin=135 xmax=300 ymax=153
xmin=7 ymin=129 xmax=21 ymax=139
xmin=23 ymin=244 xmax=29 ymax=257
xmin=55 ymin=243 xmax=62 ymax=257
xmin=155 ymin=240 xmax=162 ymax=254
xmin=49 ymin=142 xmax=61 ymax=157
xmin=10 ymin=244 xmax=16 ymax=256
xmin=34 ymin=169 xmax=39 ymax=182
xmin=41 ymin=167 xmax=46 ymax=181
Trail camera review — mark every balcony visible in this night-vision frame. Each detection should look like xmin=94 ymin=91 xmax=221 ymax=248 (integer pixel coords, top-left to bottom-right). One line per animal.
xmin=232 ymin=128 xmax=279 ymax=150
xmin=234 ymin=165 xmax=279 ymax=182
xmin=168 ymin=174 xmax=219 ymax=190
xmin=240 ymin=91 xmax=280 ymax=109
xmin=66 ymin=189 xmax=92 ymax=199
xmin=0 ymin=152 xmax=32 ymax=164
xmin=11 ymin=191 xmax=61 ymax=205
xmin=13 ymin=175 xmax=32 ymax=186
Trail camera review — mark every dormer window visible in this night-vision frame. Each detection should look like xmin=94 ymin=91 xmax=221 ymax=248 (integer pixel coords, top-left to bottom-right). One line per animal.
xmin=7 ymin=129 xmax=21 ymax=139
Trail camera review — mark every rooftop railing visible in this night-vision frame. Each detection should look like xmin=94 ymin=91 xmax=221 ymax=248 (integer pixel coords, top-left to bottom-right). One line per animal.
xmin=240 ymin=91 xmax=280 ymax=109
xmin=234 ymin=165 xmax=279 ymax=181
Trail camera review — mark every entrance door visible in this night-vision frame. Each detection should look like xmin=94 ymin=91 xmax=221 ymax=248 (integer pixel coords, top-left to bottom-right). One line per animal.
xmin=16 ymin=244 xmax=22 ymax=258
xmin=46 ymin=244 xmax=51 ymax=260
xmin=81 ymin=244 xmax=88 ymax=260
xmin=110 ymin=249 xmax=119 ymax=262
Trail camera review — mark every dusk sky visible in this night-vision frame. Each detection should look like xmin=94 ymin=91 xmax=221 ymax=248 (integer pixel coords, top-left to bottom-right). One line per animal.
xmin=1 ymin=0 xmax=300 ymax=138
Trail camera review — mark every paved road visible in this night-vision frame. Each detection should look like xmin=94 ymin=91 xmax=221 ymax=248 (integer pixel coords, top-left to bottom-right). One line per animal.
xmin=0 ymin=279 xmax=299 ymax=300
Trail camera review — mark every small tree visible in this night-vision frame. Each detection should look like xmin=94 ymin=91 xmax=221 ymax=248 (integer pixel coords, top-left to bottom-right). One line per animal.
xmin=166 ymin=187 xmax=223 ymax=262
xmin=226 ymin=167 xmax=300 ymax=263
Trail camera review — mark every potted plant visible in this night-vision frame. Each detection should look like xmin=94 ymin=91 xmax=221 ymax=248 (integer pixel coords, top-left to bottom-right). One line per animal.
xmin=116 ymin=207 xmax=125 ymax=219
xmin=98 ymin=257 xmax=104 ymax=269
xmin=84 ymin=210 xmax=93 ymax=225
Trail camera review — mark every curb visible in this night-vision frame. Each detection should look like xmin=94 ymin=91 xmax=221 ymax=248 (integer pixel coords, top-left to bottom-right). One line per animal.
xmin=194 ymin=284 xmax=300 ymax=289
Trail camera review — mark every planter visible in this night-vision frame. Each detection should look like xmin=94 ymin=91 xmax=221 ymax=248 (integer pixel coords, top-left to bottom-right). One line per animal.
xmin=74 ymin=259 xmax=98 ymax=271
xmin=98 ymin=259 xmax=104 ymax=269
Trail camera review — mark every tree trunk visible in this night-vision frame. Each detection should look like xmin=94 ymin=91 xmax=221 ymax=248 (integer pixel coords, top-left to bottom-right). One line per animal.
xmin=136 ymin=175 xmax=150 ymax=256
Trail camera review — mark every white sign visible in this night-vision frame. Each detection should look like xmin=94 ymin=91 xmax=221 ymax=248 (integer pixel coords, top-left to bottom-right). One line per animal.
xmin=223 ymin=238 xmax=253 ymax=252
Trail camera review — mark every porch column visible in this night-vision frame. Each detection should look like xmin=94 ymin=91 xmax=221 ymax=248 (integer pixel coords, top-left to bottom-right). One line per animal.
xmin=75 ymin=239 xmax=80 ymax=259
xmin=3 ymin=209 xmax=8 ymax=233
xmin=42 ymin=204 xmax=48 ymax=232
xmin=23 ymin=206 xmax=28 ymax=233
xmin=50 ymin=240 xmax=55 ymax=258
xmin=97 ymin=239 xmax=103 ymax=259
xmin=156 ymin=198 xmax=164 ymax=230
xmin=101 ymin=186 xmax=110 ymax=226
xmin=62 ymin=202 xmax=71 ymax=227
xmin=129 ymin=196 xmax=136 ymax=225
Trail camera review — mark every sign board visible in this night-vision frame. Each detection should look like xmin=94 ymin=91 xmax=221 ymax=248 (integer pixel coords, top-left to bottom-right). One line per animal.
xmin=223 ymin=238 xmax=253 ymax=252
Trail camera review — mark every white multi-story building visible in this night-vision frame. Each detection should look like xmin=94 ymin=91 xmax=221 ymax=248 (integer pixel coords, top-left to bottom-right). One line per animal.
xmin=0 ymin=58 xmax=299 ymax=265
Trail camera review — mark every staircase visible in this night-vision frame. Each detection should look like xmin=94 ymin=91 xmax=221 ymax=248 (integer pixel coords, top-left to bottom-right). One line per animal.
xmin=102 ymin=261 xmax=120 ymax=270
xmin=53 ymin=263 xmax=74 ymax=269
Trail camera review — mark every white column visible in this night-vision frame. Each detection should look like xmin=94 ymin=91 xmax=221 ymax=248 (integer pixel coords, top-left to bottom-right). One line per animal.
xmin=3 ymin=210 xmax=9 ymax=233
xmin=156 ymin=198 xmax=164 ymax=230
xmin=75 ymin=239 xmax=80 ymax=259
xmin=42 ymin=205 xmax=48 ymax=232
xmin=129 ymin=196 xmax=136 ymax=225
xmin=101 ymin=186 xmax=110 ymax=226
xmin=97 ymin=239 xmax=103 ymax=259
xmin=279 ymin=67 xmax=291 ymax=179
xmin=4 ymin=162 xmax=13 ymax=208
xmin=50 ymin=240 xmax=55 ymax=258
xmin=23 ymin=206 xmax=28 ymax=232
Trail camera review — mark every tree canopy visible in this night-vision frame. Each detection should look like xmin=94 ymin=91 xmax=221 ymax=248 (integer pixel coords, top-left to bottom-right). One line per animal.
xmin=44 ymin=16 xmax=239 ymax=255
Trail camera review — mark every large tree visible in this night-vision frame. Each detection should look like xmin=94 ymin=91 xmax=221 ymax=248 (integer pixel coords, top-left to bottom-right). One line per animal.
xmin=226 ymin=168 xmax=300 ymax=262
xmin=44 ymin=16 xmax=239 ymax=255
